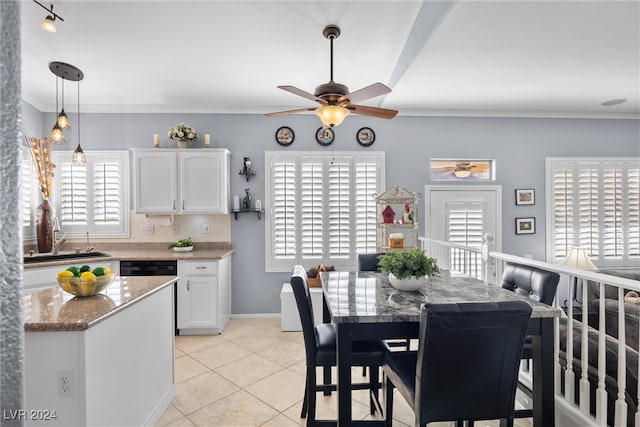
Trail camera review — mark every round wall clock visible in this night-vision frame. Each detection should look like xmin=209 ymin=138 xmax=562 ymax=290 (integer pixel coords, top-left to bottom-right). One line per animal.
xmin=356 ymin=127 xmax=375 ymax=146
xmin=275 ymin=126 xmax=295 ymax=146
xmin=315 ymin=127 xmax=335 ymax=146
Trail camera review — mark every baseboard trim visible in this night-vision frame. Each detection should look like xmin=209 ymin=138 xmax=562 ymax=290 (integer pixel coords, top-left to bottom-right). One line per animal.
xmin=231 ymin=313 xmax=281 ymax=319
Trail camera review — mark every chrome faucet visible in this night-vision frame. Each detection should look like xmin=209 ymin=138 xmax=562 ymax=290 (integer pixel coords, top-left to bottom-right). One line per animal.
xmin=86 ymin=231 xmax=94 ymax=252
xmin=52 ymin=217 xmax=66 ymax=255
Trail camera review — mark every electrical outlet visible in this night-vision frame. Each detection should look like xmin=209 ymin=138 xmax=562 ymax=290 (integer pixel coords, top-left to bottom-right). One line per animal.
xmin=172 ymin=224 xmax=180 ymax=235
xmin=140 ymin=225 xmax=154 ymax=235
xmin=57 ymin=370 xmax=74 ymax=397
xmin=204 ymin=223 xmax=211 ymax=234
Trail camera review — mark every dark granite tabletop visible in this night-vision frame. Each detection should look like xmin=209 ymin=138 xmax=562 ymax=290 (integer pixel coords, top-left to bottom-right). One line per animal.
xmin=320 ymin=270 xmax=562 ymax=324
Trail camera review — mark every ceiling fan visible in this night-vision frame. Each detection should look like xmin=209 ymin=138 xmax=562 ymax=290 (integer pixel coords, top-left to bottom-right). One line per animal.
xmin=431 ymin=162 xmax=490 ymax=178
xmin=265 ymin=24 xmax=398 ymax=127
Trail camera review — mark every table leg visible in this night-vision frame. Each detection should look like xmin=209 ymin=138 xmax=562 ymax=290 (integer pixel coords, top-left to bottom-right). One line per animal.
xmin=336 ymin=322 xmax=352 ymax=427
xmin=532 ymin=318 xmax=555 ymax=427
xmin=322 ymin=292 xmax=331 ymax=395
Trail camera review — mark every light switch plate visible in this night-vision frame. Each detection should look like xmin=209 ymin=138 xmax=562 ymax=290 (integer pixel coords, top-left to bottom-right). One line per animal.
xmin=204 ymin=224 xmax=211 ymax=234
xmin=140 ymin=225 xmax=154 ymax=235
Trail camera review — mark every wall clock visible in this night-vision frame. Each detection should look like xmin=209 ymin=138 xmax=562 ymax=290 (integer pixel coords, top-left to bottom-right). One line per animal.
xmin=275 ymin=126 xmax=295 ymax=146
xmin=356 ymin=127 xmax=375 ymax=146
xmin=315 ymin=127 xmax=335 ymax=146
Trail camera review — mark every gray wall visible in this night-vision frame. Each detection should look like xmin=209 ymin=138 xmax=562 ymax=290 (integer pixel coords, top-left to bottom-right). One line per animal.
xmin=25 ymin=102 xmax=640 ymax=315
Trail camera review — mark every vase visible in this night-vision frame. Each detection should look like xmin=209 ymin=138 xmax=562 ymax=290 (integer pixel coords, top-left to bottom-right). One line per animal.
xmin=177 ymin=139 xmax=188 ymax=149
xmin=388 ymin=273 xmax=427 ymax=292
xmin=36 ymin=199 xmax=54 ymax=253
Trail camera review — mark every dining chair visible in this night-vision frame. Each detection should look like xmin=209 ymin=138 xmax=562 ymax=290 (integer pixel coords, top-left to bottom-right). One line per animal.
xmin=290 ymin=265 xmax=389 ymax=425
xmin=500 ymin=262 xmax=560 ymax=418
xmin=383 ymin=301 xmax=532 ymax=427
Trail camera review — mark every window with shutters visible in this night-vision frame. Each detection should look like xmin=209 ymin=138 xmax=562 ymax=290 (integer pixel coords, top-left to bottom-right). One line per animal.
xmin=446 ymin=202 xmax=485 ymax=278
xmin=265 ymin=151 xmax=384 ymax=272
xmin=51 ymin=151 xmax=129 ymax=238
xmin=547 ymin=158 xmax=640 ymax=267
xmin=21 ymin=146 xmax=37 ymax=240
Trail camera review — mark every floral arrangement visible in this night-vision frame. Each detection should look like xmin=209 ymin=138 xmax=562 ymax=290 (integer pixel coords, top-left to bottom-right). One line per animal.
xmin=378 ymin=248 xmax=440 ymax=280
xmin=25 ymin=135 xmax=55 ymax=200
xmin=168 ymin=123 xmax=198 ymax=141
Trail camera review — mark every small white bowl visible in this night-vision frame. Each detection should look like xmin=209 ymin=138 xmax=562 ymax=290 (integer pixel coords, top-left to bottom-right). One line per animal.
xmin=173 ymin=246 xmax=194 ymax=252
xmin=388 ymin=273 xmax=427 ymax=292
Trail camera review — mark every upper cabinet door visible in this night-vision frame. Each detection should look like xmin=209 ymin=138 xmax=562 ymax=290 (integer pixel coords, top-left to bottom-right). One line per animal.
xmin=180 ymin=151 xmax=229 ymax=214
xmin=134 ymin=151 xmax=178 ymax=213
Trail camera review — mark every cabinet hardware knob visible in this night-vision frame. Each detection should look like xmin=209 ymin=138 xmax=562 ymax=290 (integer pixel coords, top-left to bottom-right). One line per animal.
xmin=173 ymin=200 xmax=176 ymax=210
xmin=187 ymin=280 xmax=190 ymax=291
xmin=182 ymin=200 xmax=185 ymax=210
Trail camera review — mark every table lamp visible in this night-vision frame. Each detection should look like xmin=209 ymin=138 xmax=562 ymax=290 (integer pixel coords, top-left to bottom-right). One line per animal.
xmin=562 ymin=246 xmax=597 ymax=307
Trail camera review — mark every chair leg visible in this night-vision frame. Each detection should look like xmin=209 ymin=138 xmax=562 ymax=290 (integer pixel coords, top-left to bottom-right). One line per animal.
xmin=323 ymin=365 xmax=332 ymax=396
xmin=305 ymin=366 xmax=317 ymax=426
xmin=369 ymin=365 xmax=380 ymax=415
xmin=384 ymin=376 xmax=394 ymax=427
xmin=362 ymin=366 xmax=367 ymax=376
xmin=300 ymin=377 xmax=308 ymax=418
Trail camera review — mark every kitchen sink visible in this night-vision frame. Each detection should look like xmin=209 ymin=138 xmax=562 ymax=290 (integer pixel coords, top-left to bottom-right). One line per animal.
xmin=23 ymin=251 xmax=111 ymax=264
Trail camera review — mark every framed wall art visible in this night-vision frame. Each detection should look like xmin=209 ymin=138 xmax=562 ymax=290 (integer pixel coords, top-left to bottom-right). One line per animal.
xmin=515 ymin=188 xmax=535 ymax=205
xmin=275 ymin=126 xmax=295 ymax=146
xmin=515 ymin=217 xmax=535 ymax=235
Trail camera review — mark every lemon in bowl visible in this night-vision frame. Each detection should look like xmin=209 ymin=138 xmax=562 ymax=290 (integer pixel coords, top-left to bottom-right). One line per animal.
xmin=57 ymin=267 xmax=117 ymax=297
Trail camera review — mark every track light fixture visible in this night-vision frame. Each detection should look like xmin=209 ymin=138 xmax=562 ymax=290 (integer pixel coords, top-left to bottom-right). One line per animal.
xmin=33 ymin=0 xmax=64 ymax=32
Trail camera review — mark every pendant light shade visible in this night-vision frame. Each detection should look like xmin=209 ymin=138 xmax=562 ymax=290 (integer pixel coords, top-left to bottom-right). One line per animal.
xmin=72 ymin=144 xmax=86 ymax=165
xmin=48 ymin=122 xmax=65 ymax=142
xmin=41 ymin=15 xmax=56 ymax=32
xmin=315 ymin=105 xmax=350 ymax=127
xmin=57 ymin=79 xmax=70 ymax=131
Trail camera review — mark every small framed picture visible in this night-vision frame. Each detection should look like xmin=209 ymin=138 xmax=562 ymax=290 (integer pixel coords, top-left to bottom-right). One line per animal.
xmin=515 ymin=217 xmax=536 ymax=235
xmin=515 ymin=189 xmax=535 ymax=205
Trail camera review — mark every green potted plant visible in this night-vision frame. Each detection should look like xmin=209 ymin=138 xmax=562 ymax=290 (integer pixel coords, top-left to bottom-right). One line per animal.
xmin=378 ymin=248 xmax=440 ymax=291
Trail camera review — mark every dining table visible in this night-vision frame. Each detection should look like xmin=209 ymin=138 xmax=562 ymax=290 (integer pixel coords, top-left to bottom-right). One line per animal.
xmin=320 ymin=269 xmax=562 ymax=427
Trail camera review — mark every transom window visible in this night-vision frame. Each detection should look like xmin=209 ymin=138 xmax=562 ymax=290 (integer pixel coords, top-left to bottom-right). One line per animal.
xmin=265 ymin=151 xmax=385 ymax=272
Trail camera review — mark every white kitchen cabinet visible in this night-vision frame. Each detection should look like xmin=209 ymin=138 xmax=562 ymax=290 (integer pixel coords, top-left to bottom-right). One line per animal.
xmin=133 ymin=149 xmax=230 ymax=214
xmin=176 ymin=256 xmax=231 ymax=335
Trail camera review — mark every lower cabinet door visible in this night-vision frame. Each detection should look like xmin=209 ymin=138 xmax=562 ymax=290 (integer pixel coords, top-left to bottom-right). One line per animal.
xmin=176 ymin=275 xmax=218 ymax=331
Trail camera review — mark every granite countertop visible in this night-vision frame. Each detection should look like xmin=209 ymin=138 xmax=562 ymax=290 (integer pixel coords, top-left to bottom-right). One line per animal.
xmin=23 ymin=242 xmax=234 ymax=269
xmin=24 ymin=276 xmax=177 ymax=332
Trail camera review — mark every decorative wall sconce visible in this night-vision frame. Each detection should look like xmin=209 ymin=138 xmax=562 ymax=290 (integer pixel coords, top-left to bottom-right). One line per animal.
xmin=239 ymin=157 xmax=256 ymax=181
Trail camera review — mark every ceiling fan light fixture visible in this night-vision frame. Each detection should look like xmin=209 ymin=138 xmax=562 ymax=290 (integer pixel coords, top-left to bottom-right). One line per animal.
xmin=41 ymin=15 xmax=56 ymax=32
xmin=315 ymin=105 xmax=349 ymax=127
xmin=454 ymin=170 xmax=472 ymax=178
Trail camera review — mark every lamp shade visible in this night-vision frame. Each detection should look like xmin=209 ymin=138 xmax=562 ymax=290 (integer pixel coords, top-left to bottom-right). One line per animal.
xmin=315 ymin=105 xmax=349 ymax=127
xmin=562 ymin=246 xmax=597 ymax=270
xmin=72 ymin=144 xmax=86 ymax=165
xmin=41 ymin=15 xmax=56 ymax=32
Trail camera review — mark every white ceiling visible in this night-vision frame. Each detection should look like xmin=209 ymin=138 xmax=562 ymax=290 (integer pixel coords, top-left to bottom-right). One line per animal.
xmin=20 ymin=0 xmax=640 ymax=119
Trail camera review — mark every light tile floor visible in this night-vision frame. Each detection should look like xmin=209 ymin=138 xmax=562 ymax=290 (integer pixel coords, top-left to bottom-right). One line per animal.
xmin=156 ymin=318 xmax=533 ymax=427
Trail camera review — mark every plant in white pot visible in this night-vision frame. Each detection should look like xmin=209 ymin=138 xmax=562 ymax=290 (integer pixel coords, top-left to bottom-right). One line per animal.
xmin=378 ymin=248 xmax=440 ymax=291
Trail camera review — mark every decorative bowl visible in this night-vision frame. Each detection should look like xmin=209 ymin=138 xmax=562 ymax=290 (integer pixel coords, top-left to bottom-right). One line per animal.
xmin=388 ymin=273 xmax=427 ymax=292
xmin=173 ymin=246 xmax=193 ymax=252
xmin=57 ymin=271 xmax=117 ymax=297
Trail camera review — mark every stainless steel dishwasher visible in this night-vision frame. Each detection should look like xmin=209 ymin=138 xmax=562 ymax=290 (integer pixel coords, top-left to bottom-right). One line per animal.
xmin=120 ymin=260 xmax=179 ymax=333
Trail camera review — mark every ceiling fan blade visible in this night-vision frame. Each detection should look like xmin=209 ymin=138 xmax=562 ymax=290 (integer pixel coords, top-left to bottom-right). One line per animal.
xmin=278 ymin=85 xmax=327 ymax=104
xmin=348 ymin=104 xmax=398 ymax=119
xmin=338 ymin=82 xmax=391 ymax=104
xmin=265 ymin=107 xmax=316 ymax=117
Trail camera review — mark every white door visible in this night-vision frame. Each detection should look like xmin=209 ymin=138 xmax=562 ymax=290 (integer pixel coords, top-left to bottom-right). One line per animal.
xmin=425 ymin=185 xmax=502 ymax=251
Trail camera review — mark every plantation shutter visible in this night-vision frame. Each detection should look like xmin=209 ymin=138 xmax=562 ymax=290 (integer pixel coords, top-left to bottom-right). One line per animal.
xmin=446 ymin=203 xmax=485 ymax=248
xmin=21 ymin=148 xmax=36 ymax=237
xmin=272 ymin=159 xmax=296 ymax=261
xmin=549 ymin=158 xmax=640 ymax=266
xmin=328 ymin=160 xmax=351 ymax=259
xmin=266 ymin=152 xmax=384 ymax=271
xmin=355 ymin=161 xmax=378 ymax=254
xmin=52 ymin=151 xmax=128 ymax=237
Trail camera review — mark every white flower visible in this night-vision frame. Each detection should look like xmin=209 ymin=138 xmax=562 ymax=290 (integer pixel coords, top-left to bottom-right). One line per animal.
xmin=168 ymin=123 xmax=198 ymax=141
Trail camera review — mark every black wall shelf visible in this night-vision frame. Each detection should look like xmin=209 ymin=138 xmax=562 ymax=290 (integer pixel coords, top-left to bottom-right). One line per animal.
xmin=231 ymin=208 xmax=264 ymax=220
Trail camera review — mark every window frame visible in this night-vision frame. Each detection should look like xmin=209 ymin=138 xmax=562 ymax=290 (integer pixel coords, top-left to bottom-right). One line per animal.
xmin=51 ymin=150 xmax=130 ymax=238
xmin=265 ymin=151 xmax=385 ymax=272
xmin=545 ymin=157 xmax=640 ymax=267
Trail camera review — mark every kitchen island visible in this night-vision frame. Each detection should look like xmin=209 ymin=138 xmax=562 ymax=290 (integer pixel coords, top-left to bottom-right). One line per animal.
xmin=23 ymin=276 xmax=177 ymax=426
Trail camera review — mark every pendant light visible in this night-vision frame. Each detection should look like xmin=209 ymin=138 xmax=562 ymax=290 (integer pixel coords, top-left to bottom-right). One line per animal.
xmin=47 ymin=73 xmax=65 ymax=143
xmin=57 ymin=78 xmax=70 ymax=131
xmin=72 ymin=71 xmax=86 ymax=165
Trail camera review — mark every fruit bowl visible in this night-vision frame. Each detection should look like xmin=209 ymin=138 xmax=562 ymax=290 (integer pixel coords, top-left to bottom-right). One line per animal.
xmin=57 ymin=271 xmax=117 ymax=297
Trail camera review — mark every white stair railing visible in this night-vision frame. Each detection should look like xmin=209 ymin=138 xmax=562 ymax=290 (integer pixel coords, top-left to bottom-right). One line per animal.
xmin=419 ymin=235 xmax=640 ymax=427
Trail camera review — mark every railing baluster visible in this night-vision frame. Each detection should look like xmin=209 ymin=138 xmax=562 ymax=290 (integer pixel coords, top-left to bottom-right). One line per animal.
xmin=579 ymin=278 xmax=590 ymax=415
xmin=596 ymin=282 xmax=608 ymax=426
xmin=614 ymin=286 xmax=628 ymax=426
xmin=566 ymin=280 xmax=576 ymax=403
